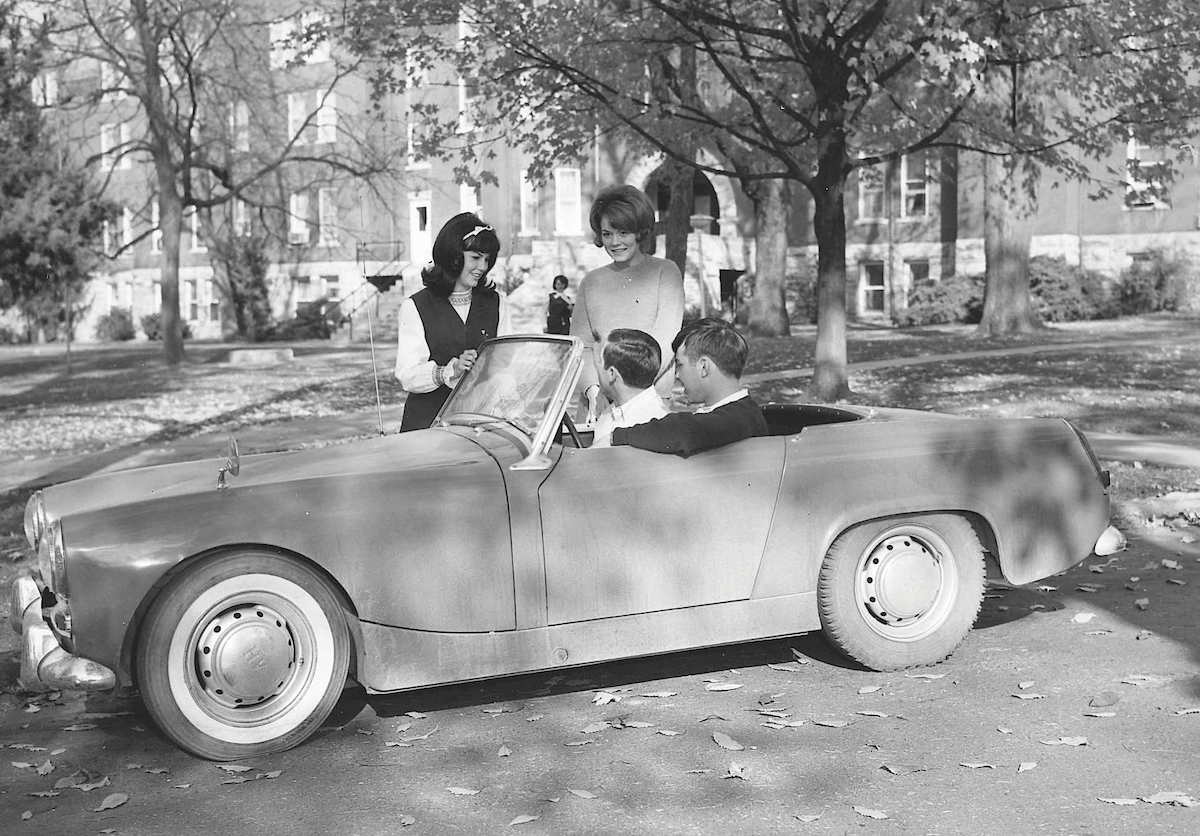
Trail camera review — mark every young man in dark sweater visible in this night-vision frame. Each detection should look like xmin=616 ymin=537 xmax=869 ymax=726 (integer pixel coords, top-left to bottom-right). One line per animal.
xmin=610 ymin=318 xmax=768 ymax=457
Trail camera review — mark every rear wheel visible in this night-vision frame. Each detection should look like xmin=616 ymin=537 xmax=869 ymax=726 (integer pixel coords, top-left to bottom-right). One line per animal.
xmin=136 ymin=550 xmax=351 ymax=760
xmin=818 ymin=514 xmax=986 ymax=671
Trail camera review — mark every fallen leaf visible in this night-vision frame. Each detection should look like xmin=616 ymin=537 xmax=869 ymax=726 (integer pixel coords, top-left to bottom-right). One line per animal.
xmin=172 ymin=784 xmax=190 ymax=789
xmin=1161 ymin=559 xmax=1182 ymax=570
xmin=62 ymin=723 xmax=98 ymax=732
xmin=657 ymin=729 xmax=682 ymax=736
xmin=580 ymin=722 xmax=609 ymax=734
xmin=11 ymin=761 xmax=32 ymax=769
xmin=724 ymin=761 xmax=747 ymax=780
xmin=1071 ymin=613 xmax=1096 ymax=624
xmin=960 ymin=762 xmax=996 ymax=769
xmin=639 ymin=691 xmax=678 ymax=698
xmin=1098 ymin=797 xmax=1139 ymax=805
xmin=385 ymin=741 xmax=412 ymax=748
xmin=262 ymin=770 xmax=282 ymax=779
xmin=398 ymin=814 xmax=416 ymax=827
xmin=794 ymin=814 xmax=822 ymax=822
xmin=853 ymin=806 xmax=889 ymax=819
xmin=789 ymin=649 xmax=810 ymax=663
xmin=497 ymin=745 xmax=512 ymax=758
xmin=698 ymin=714 xmax=729 ymax=722
xmin=217 ymin=764 xmax=253 ymax=773
xmin=482 ymin=703 xmax=521 ymax=714
xmin=76 ymin=775 xmax=112 ymax=792
xmin=858 ymin=685 xmax=882 ymax=694
xmin=568 ymin=788 xmax=597 ymax=799
xmin=36 ymin=760 xmax=53 ymax=775
xmin=21 ymin=811 xmax=32 ymax=821
xmin=222 ymin=777 xmax=251 ymax=785
xmin=1121 ymin=674 xmax=1169 ymax=686
xmin=1172 ymin=707 xmax=1200 ymax=715
xmin=94 ymin=793 xmax=128 ymax=812
xmin=356 ymin=729 xmax=374 ymax=735
xmin=905 ymin=673 xmax=945 ymax=680
xmin=405 ymin=711 xmax=428 ymax=719
xmin=1135 ymin=598 xmax=1150 ymax=610
xmin=712 ymin=731 xmax=744 ymax=751
xmin=27 ymin=790 xmax=59 ymax=798
xmin=1017 ymin=762 xmax=1037 ymax=773
xmin=1013 ymin=693 xmax=1045 ymax=700
xmin=1088 ymin=565 xmax=1104 ymax=573
xmin=619 ymin=720 xmax=654 ymax=729
xmin=145 ymin=768 xmax=169 ymax=774
xmin=564 ymin=740 xmax=593 ymax=746
xmin=1018 ymin=681 xmax=1036 ymax=689
xmin=1084 ymin=711 xmax=1116 ymax=718
xmin=592 ymin=692 xmax=621 ymax=705
xmin=856 ymin=711 xmax=888 ymax=718
xmin=509 ymin=814 xmax=539 ymax=825
xmin=399 ymin=726 xmax=440 ymax=742
xmin=1084 ymin=630 xmax=1112 ymax=635
xmin=812 ymin=719 xmax=849 ymax=728
xmin=767 ymin=662 xmax=807 ymax=673
xmin=705 ymin=682 xmax=744 ymax=692
xmin=447 ymin=787 xmax=480 ymax=795
xmin=997 ymin=727 xmax=1014 ymax=735
xmin=1141 ymin=791 xmax=1197 ymax=807
xmin=1076 ymin=585 xmax=1101 ymax=593
xmin=1167 ymin=578 xmax=1187 ymax=586
xmin=1089 ymin=691 xmax=1120 ymax=707
xmin=1041 ymin=736 xmax=1088 ymax=746
xmin=1136 ymin=630 xmax=1154 ymax=640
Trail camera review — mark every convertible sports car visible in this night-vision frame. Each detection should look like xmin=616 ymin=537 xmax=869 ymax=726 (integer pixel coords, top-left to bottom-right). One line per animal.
xmin=13 ymin=334 xmax=1123 ymax=760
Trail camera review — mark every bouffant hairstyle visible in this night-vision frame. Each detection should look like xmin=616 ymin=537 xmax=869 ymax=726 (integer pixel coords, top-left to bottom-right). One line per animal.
xmin=421 ymin=212 xmax=501 ymax=296
xmin=589 ymin=185 xmax=656 ymax=248
xmin=671 ymin=317 xmax=749 ymax=379
xmin=602 ymin=328 xmax=662 ymax=391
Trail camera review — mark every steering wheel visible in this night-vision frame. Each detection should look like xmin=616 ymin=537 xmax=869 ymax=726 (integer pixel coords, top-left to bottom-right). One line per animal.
xmin=561 ymin=412 xmax=584 ymax=449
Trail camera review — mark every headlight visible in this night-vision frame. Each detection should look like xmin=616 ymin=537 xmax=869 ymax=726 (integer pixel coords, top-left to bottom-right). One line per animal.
xmin=39 ymin=520 xmax=67 ymax=597
xmin=24 ymin=491 xmax=46 ymax=551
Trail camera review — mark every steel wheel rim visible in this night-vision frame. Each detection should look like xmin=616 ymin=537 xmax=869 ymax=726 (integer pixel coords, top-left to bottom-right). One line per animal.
xmin=854 ymin=525 xmax=959 ymax=642
xmin=165 ymin=574 xmax=336 ymax=744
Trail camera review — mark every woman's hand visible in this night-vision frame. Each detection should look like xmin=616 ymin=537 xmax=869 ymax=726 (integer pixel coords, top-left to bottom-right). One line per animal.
xmin=458 ymin=348 xmax=478 ymax=373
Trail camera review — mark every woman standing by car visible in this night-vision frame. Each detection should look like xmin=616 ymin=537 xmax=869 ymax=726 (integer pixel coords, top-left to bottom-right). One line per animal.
xmin=395 ymin=212 xmax=512 ymax=431
xmin=571 ymin=184 xmax=684 ymax=420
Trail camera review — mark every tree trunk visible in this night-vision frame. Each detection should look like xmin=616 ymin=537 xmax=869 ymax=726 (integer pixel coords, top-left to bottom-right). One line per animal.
xmin=978 ymin=154 xmax=1042 ymax=336
xmin=157 ymin=187 xmax=186 ymax=364
xmin=661 ymin=157 xmax=694 ymax=281
xmin=745 ymin=178 xmax=790 ymax=336
xmin=808 ymin=159 xmax=851 ymax=402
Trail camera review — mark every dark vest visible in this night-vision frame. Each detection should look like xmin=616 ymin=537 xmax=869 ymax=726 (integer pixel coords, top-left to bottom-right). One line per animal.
xmin=399 ymin=287 xmax=501 ymax=432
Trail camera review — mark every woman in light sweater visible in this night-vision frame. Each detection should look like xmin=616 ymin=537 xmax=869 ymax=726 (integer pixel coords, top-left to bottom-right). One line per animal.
xmin=570 ymin=185 xmax=684 ymax=420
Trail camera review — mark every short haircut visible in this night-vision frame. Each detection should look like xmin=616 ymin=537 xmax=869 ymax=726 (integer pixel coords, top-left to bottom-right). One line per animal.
xmin=421 ymin=212 xmax=501 ymax=296
xmin=603 ymin=328 xmax=661 ymax=391
xmin=552 ymin=274 xmax=569 ymax=290
xmin=672 ymin=317 xmax=749 ymax=378
xmin=589 ymin=185 xmax=656 ymax=248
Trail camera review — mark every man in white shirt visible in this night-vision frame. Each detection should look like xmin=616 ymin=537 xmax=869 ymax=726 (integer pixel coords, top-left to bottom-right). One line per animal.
xmin=589 ymin=328 xmax=669 ymax=448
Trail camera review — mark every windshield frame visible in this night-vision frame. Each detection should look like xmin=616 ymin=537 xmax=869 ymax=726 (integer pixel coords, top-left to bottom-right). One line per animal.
xmin=435 ymin=335 xmax=584 ymax=463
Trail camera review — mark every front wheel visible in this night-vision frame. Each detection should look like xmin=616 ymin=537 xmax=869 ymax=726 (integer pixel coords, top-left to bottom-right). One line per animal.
xmin=136 ymin=550 xmax=351 ymax=760
xmin=818 ymin=514 xmax=986 ymax=671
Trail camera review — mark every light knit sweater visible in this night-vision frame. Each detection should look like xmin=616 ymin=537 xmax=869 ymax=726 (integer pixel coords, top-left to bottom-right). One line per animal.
xmin=569 ymin=254 xmax=685 ymax=399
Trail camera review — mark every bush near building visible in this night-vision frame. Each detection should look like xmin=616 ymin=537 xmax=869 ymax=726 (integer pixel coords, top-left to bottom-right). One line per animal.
xmin=141 ymin=313 xmax=192 ymax=341
xmin=95 ymin=308 xmax=136 ymax=341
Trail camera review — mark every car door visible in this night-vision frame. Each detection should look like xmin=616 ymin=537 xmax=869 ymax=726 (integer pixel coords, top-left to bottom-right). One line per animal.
xmin=538 ymin=438 xmax=785 ymax=624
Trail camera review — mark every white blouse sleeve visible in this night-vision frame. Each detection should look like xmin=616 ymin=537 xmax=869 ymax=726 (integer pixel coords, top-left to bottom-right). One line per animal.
xmin=394 ymin=297 xmax=441 ymax=394
xmin=497 ymin=294 xmax=514 ymax=336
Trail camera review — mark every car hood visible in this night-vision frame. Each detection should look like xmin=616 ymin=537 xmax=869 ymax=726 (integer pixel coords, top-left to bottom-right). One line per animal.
xmin=39 ymin=429 xmax=489 ymax=523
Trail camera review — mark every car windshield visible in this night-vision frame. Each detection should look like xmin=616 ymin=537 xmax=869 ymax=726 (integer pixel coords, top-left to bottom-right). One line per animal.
xmin=439 ymin=338 xmax=575 ymax=436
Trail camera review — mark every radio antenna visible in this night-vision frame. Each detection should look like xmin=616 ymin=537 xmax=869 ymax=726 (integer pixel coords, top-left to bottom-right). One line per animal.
xmin=366 ymin=304 xmax=385 ymax=436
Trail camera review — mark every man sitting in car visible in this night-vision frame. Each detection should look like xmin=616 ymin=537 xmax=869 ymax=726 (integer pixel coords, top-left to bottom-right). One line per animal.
xmin=589 ymin=328 xmax=669 ymax=448
xmin=610 ymin=318 xmax=767 ymax=457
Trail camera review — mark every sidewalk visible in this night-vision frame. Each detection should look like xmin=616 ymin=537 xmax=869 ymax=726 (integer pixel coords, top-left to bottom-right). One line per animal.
xmin=4 ymin=403 xmax=1199 ymax=495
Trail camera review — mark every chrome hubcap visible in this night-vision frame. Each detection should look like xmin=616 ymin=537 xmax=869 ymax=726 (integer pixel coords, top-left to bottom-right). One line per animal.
xmin=859 ymin=534 xmax=942 ymax=625
xmin=194 ymin=605 xmax=295 ymax=709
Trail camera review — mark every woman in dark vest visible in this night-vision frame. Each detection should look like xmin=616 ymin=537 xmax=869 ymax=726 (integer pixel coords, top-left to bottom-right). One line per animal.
xmin=395 ymin=213 xmax=511 ymax=431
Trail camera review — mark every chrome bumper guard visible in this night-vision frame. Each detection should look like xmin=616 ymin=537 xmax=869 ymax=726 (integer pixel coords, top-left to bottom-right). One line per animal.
xmin=10 ymin=572 xmax=116 ymax=692
xmin=1093 ymin=525 xmax=1127 ymax=557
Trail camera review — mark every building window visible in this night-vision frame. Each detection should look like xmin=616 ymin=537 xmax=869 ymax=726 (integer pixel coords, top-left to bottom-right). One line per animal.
xmin=121 ymin=208 xmax=132 ymax=254
xmin=233 ymin=199 xmax=251 ymax=237
xmin=151 ymin=200 xmax=162 ymax=253
xmin=409 ymin=194 xmax=431 ymax=263
xmin=520 ymin=169 xmax=539 ymax=234
xmin=907 ymin=259 xmax=930 ymax=284
xmin=861 ymin=261 xmax=885 ymax=313
xmin=857 ymin=165 xmax=885 ymax=220
xmin=185 ymin=279 xmax=198 ymax=321
xmin=189 ymin=209 xmax=206 ymax=252
xmin=230 ymin=100 xmax=250 ymax=151
xmin=270 ymin=13 xmax=330 ymax=70
xmin=318 ymin=188 xmax=338 ymax=246
xmin=208 ymin=279 xmax=220 ymax=322
xmin=289 ymin=192 xmax=310 ymax=244
xmin=32 ymin=72 xmax=58 ymax=106
xmin=1125 ymin=138 xmax=1170 ymax=209
xmin=101 ymin=123 xmax=131 ymax=170
xmin=458 ymin=77 xmax=479 ymax=133
xmin=406 ymin=122 xmax=430 ymax=169
xmin=321 ymin=275 xmax=340 ymax=300
xmin=900 ymin=150 xmax=928 ymax=217
xmin=100 ymin=61 xmax=126 ymax=101
xmin=554 ymin=167 xmax=582 ymax=235
xmin=294 ymin=274 xmax=314 ymax=309
xmin=287 ymin=92 xmax=313 ymax=145
xmin=317 ymin=93 xmax=337 ymax=144
xmin=459 ymin=181 xmax=481 ymax=215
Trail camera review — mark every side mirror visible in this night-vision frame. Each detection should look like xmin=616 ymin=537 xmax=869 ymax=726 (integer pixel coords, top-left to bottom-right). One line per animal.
xmin=217 ymin=436 xmax=241 ymax=490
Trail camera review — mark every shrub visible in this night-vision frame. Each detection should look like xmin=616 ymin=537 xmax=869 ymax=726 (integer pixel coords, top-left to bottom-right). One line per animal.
xmin=1109 ymin=249 xmax=1197 ymax=315
xmin=1028 ymin=256 xmax=1112 ymax=322
xmin=95 ymin=308 xmax=137 ymax=341
xmin=266 ymin=299 xmax=333 ymax=341
xmin=141 ymin=313 xmax=192 ymax=340
xmin=893 ymin=273 xmax=984 ymax=326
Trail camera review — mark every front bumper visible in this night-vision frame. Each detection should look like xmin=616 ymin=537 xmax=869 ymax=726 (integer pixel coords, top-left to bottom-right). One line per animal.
xmin=10 ymin=571 xmax=116 ymax=692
